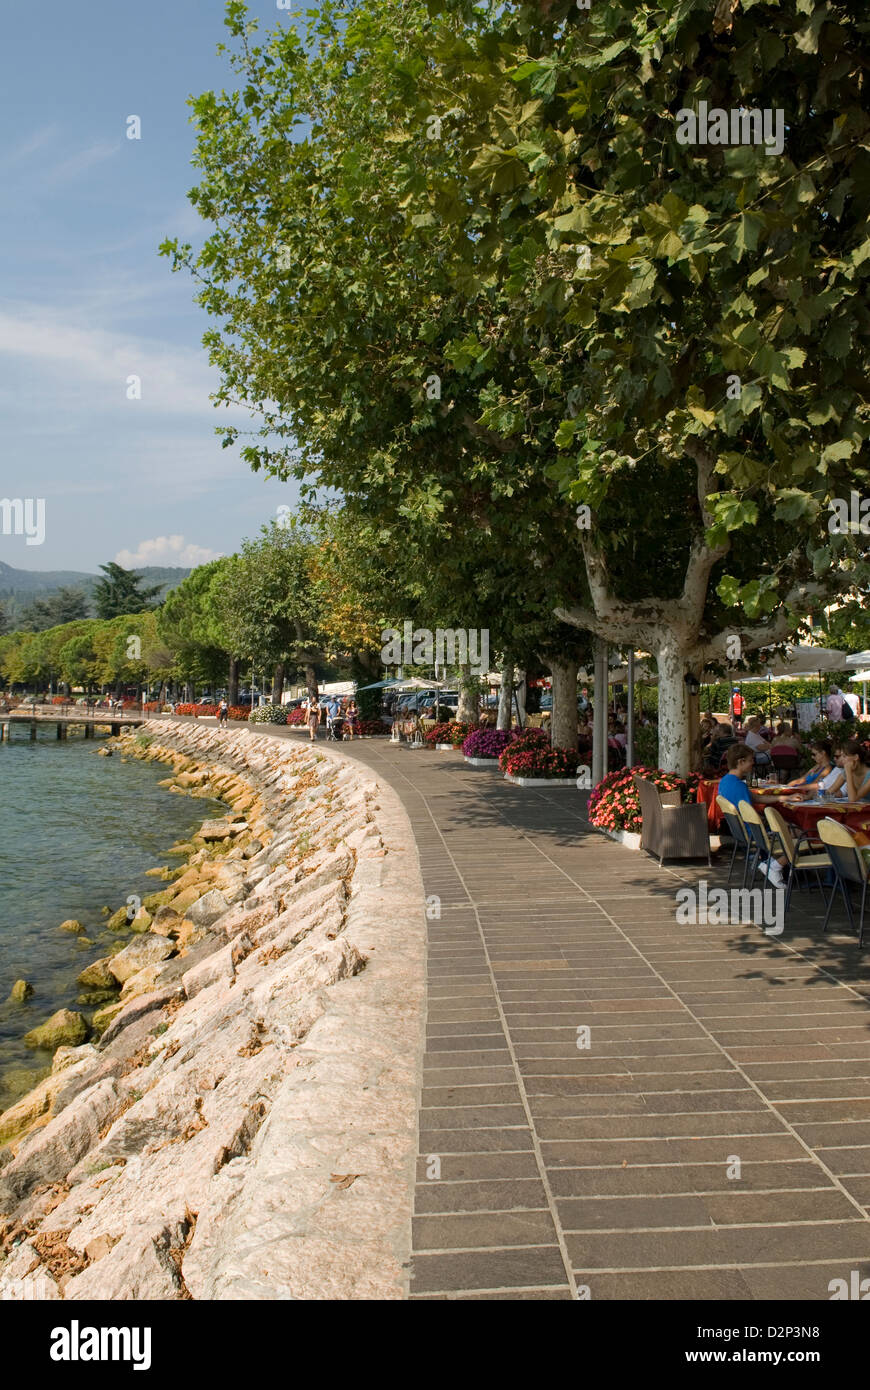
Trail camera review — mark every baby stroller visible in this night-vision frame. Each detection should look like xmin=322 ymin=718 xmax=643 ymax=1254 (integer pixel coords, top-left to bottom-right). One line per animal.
xmin=327 ymin=714 xmax=344 ymax=741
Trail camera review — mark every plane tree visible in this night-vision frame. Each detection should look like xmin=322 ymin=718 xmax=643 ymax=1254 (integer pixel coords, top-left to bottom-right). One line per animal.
xmin=163 ymin=0 xmax=870 ymax=772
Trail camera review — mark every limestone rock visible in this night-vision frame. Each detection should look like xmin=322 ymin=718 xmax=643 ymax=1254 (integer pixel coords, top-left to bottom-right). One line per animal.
xmin=23 ymin=1008 xmax=88 ymax=1052
xmin=9 ymin=979 xmax=33 ymax=1002
xmin=182 ymin=944 xmax=235 ymax=999
xmin=119 ymin=963 xmax=169 ymax=1003
xmin=0 ymin=1066 xmax=80 ymax=1147
xmin=151 ymin=906 xmax=182 ymax=938
xmin=76 ymin=957 xmax=117 ymax=991
xmin=99 ymin=988 xmax=178 ymax=1047
xmin=91 ymin=1002 xmax=122 ymax=1034
xmin=0 ymin=1078 xmax=121 ymax=1211
xmin=108 ymin=934 xmax=175 ymax=985
xmin=106 ymin=905 xmax=131 ymax=932
xmin=186 ymin=889 xmax=230 ymax=928
xmin=59 ymin=918 xmax=86 ymax=934
xmin=199 ymin=819 xmax=233 ymax=841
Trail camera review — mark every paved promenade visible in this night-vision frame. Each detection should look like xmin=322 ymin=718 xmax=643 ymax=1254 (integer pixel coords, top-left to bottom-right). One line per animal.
xmin=335 ymin=737 xmax=870 ymax=1301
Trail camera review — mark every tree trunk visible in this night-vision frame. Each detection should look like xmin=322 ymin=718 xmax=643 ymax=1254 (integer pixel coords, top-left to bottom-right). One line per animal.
xmin=456 ymin=663 xmax=479 ymax=724
xmin=271 ymin=662 xmax=285 ymax=705
xmin=305 ymin=663 xmax=318 ymax=704
xmin=228 ymin=656 xmax=239 ymax=708
xmin=592 ymin=640 xmax=609 ymax=785
xmin=549 ymin=657 xmax=579 ymax=751
xmin=497 ymin=661 xmax=513 ymax=730
xmin=655 ymin=641 xmax=694 ymax=776
xmin=514 ymin=669 xmax=527 ymax=726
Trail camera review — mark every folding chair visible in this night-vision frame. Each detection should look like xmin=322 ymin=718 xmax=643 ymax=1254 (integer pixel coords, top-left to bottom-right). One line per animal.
xmin=763 ymin=805 xmax=829 ymax=912
xmin=737 ymin=801 xmax=780 ymax=887
xmin=715 ymin=795 xmax=753 ymax=887
xmin=816 ymin=819 xmax=870 ymax=946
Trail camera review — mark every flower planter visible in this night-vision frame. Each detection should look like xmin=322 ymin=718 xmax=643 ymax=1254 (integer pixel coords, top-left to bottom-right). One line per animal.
xmin=435 ymin=743 xmax=455 ymax=751
xmin=503 ymin=774 xmax=580 ymax=788
xmin=464 ymin=756 xmax=502 ymax=768
xmin=600 ymin=827 xmax=643 ymax=850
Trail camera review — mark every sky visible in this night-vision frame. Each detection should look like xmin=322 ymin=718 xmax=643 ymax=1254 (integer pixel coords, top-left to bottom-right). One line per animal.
xmin=0 ymin=0 xmax=304 ymax=574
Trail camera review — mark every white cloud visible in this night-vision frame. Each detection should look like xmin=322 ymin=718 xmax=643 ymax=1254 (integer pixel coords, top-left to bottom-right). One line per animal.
xmin=0 ymin=303 xmax=252 ymax=419
xmin=45 ymin=139 xmax=121 ymax=186
xmin=114 ymin=535 xmax=222 ymax=569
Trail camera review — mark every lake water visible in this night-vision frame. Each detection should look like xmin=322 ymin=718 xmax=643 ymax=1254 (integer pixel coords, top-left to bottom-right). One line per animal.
xmin=0 ymin=726 xmax=224 ymax=1112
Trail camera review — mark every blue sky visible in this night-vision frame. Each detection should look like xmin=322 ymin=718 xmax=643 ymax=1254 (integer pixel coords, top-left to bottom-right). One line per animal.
xmin=0 ymin=0 xmax=303 ymax=574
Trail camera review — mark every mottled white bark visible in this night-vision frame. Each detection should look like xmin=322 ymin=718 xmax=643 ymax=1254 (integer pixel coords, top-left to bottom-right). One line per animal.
xmin=497 ymin=662 xmax=513 ymax=730
xmin=456 ymin=664 xmax=479 ymax=724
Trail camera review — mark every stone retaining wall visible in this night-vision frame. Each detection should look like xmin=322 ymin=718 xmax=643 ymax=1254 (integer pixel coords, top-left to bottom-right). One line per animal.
xmin=0 ymin=722 xmax=426 ymax=1300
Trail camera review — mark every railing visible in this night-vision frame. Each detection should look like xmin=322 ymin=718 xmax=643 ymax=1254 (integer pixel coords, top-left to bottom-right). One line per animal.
xmin=5 ymin=701 xmax=148 ymax=720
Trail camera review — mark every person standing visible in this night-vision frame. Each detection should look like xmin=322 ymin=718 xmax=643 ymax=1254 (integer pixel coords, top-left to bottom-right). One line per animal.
xmin=306 ymin=694 xmax=322 ymax=741
xmin=826 ymin=686 xmax=845 ymax=721
xmin=729 ymin=688 xmax=745 ymax=723
xmin=344 ymin=697 xmax=359 ymax=740
xmin=218 ymin=698 xmax=229 ymax=728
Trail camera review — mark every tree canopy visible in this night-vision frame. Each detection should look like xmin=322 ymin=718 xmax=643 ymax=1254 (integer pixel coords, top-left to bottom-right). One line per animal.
xmin=162 ymin=0 xmax=870 ymax=769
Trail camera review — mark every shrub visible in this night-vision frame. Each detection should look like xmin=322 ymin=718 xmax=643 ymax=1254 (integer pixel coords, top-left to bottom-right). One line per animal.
xmin=287 ymin=706 xmax=307 ymax=725
xmin=249 ymin=704 xmax=289 ymax=725
xmin=227 ymin=705 xmax=249 ymax=721
xmin=173 ymin=703 xmax=218 ymax=716
xmin=806 ymin=719 xmax=870 ymax=751
xmin=462 ymin=727 xmax=516 ymax=759
xmin=587 ymin=766 xmax=701 ymax=834
xmin=355 ymin=718 xmax=387 ymax=736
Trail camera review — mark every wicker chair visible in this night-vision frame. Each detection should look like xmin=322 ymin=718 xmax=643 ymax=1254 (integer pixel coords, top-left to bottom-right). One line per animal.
xmin=633 ymin=775 xmax=710 ymax=866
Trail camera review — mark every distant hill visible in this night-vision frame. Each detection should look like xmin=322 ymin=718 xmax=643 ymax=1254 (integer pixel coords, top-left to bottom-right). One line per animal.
xmin=0 ymin=563 xmax=191 ymax=621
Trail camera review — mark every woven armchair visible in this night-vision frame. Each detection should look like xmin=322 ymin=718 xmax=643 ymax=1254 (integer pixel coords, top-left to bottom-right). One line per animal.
xmin=633 ymin=775 xmax=711 ymax=867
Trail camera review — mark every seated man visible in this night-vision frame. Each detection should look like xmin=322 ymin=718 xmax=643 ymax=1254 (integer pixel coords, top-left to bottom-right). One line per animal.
xmin=718 ymin=743 xmax=785 ymax=888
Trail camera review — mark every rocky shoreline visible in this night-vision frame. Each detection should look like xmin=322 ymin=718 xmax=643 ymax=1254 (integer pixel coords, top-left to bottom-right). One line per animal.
xmin=0 ymin=720 xmax=426 ymax=1299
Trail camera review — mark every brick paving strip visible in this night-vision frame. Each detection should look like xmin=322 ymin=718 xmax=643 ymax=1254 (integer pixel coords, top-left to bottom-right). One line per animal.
xmin=312 ymin=735 xmax=870 ymax=1301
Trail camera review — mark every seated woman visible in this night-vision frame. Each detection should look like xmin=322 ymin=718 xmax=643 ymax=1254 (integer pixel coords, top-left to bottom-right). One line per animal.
xmin=743 ymin=716 xmax=773 ymax=769
xmin=770 ymin=720 xmax=802 ymax=752
xmin=783 ymin=737 xmax=844 ymax=796
xmin=709 ymin=720 xmax=737 ymax=764
xmin=840 ymin=739 xmax=870 ymax=801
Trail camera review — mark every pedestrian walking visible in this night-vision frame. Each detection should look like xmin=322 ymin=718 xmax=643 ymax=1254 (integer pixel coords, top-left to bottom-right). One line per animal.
xmin=306 ymin=694 xmax=322 ymax=740
xmin=218 ymin=698 xmax=229 ymax=727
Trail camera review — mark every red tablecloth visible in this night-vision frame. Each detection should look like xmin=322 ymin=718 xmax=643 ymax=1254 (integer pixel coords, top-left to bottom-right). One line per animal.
xmin=753 ymin=793 xmax=870 ymax=837
xmin=697 ymin=779 xmax=723 ymax=829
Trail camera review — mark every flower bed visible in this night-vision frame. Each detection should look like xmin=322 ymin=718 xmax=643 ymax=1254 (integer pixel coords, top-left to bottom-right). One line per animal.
xmin=496 ymin=726 xmax=549 ymax=772
xmin=227 ymin=705 xmax=249 ymax=721
xmin=424 ymin=720 xmax=473 ymax=748
xmin=462 ymin=727 xmax=516 ymax=760
xmin=587 ymin=766 xmax=701 ymax=835
xmin=174 ymin=703 xmax=218 ymax=717
xmin=354 ymin=718 xmax=388 ymax=736
xmin=249 ymin=704 xmax=289 ymax=725
xmin=500 ymin=743 xmax=580 ymax=780
xmin=287 ymin=707 xmax=307 ymax=725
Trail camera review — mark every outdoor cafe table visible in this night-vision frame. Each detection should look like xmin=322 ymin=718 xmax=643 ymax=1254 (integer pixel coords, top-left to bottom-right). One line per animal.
xmin=751 ymin=788 xmax=870 ymax=837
